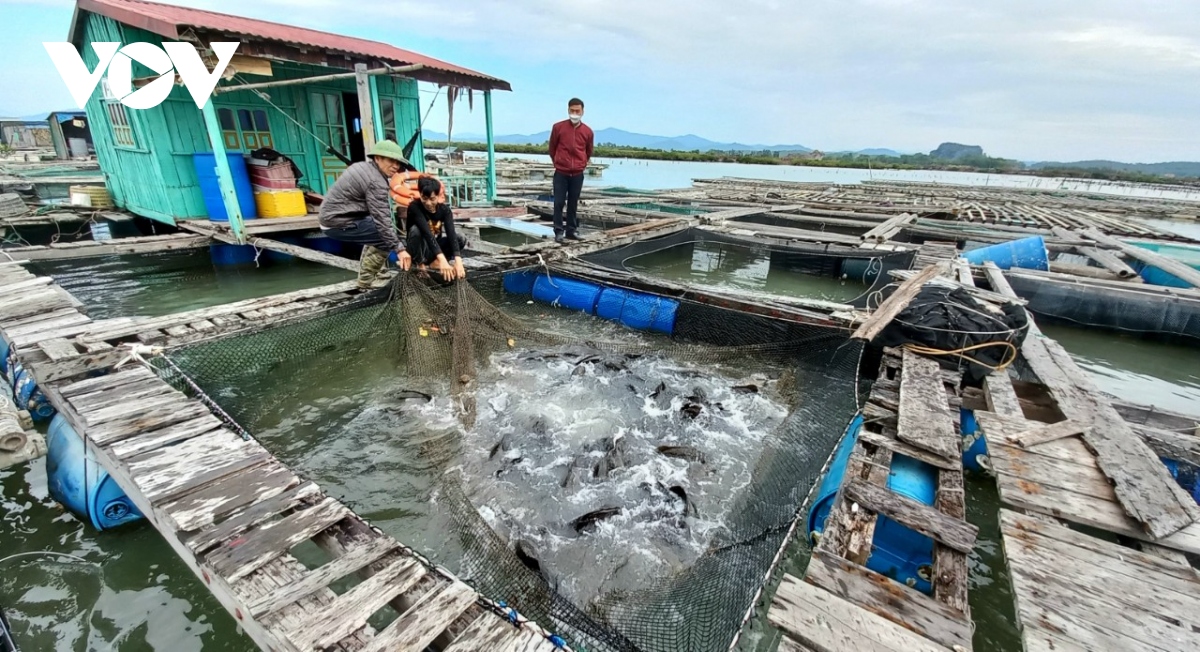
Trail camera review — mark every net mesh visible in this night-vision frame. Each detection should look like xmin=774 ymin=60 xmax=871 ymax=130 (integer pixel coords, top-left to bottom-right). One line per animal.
xmin=152 ymin=268 xmax=865 ymax=652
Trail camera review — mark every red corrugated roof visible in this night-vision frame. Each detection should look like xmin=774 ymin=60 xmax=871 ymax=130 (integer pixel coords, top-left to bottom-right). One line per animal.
xmin=72 ymin=0 xmax=510 ymax=91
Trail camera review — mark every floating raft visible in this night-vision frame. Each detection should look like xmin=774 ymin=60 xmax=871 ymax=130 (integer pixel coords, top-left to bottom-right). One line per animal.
xmin=0 ymin=265 xmax=566 ymax=652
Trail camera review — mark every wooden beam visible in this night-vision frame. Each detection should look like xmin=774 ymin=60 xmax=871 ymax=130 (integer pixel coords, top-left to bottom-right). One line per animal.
xmin=1131 ymin=424 xmax=1200 ymax=468
xmin=852 ymin=263 xmax=945 ymax=341
xmin=897 ymin=349 xmax=960 ymax=461
xmin=355 ymin=64 xmax=377 ymax=154
xmin=0 ymin=234 xmax=210 ymax=261
xmin=213 ymin=63 xmax=423 ymax=94
xmin=1007 ymin=419 xmax=1088 ymax=449
xmin=843 ymin=480 xmax=978 ymax=554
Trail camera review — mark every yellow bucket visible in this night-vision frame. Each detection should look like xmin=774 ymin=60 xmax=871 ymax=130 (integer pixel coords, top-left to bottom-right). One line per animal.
xmin=253 ymin=189 xmax=307 ymax=218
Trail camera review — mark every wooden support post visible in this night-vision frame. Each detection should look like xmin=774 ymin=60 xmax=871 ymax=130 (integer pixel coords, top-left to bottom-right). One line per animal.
xmin=200 ymin=100 xmax=246 ymax=244
xmin=485 ymin=90 xmax=496 ymax=203
xmin=355 ymin=64 xmax=377 ymax=154
xmin=369 ymin=75 xmax=386 ymax=143
xmin=852 ymin=263 xmax=945 ymax=341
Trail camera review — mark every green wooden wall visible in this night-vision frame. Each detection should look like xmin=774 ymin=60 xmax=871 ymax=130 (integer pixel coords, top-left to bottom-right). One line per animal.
xmin=79 ymin=11 xmax=423 ymax=224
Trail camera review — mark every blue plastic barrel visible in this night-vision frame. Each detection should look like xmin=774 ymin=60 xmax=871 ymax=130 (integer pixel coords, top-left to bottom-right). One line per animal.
xmin=1131 ymin=261 xmax=1192 ymax=288
xmin=264 ymin=236 xmax=304 ymax=264
xmin=210 ymin=243 xmax=258 ymax=267
xmin=531 ymin=276 xmax=602 ymax=313
xmin=0 ymin=337 xmax=10 ymax=382
xmin=12 ymin=363 xmax=55 ymax=422
xmin=869 ymin=455 xmax=937 ymax=593
xmin=807 ymin=414 xmax=865 ymax=537
xmin=596 ymin=288 xmax=679 ymax=334
xmin=46 ymin=414 xmax=143 ymax=530
xmin=808 ymin=416 xmax=939 ymax=594
xmin=963 ymin=236 xmax=1049 ymax=271
xmin=303 ymin=234 xmax=344 ymax=256
xmin=960 ymin=408 xmax=989 ymax=472
xmin=192 ymin=152 xmax=258 ymax=221
xmin=503 ymin=270 xmax=539 ymax=295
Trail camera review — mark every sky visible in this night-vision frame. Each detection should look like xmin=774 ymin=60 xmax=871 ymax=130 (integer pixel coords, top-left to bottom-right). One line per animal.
xmin=2 ymin=0 xmax=1199 ymax=162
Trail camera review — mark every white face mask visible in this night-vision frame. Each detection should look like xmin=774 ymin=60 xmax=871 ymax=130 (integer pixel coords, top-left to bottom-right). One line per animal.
xmin=569 ymin=113 xmax=582 ymax=123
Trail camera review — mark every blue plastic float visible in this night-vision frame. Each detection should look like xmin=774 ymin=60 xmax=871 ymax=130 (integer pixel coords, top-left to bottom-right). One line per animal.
xmin=507 ymin=271 xmax=682 ymax=335
xmin=46 ymin=414 xmax=143 ymax=530
xmin=963 ymin=235 xmax=1049 ymax=271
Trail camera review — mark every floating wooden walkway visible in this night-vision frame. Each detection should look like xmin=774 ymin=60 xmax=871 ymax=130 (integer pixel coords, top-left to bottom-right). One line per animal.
xmin=769 ymin=347 xmax=976 ymax=652
xmin=0 ymin=264 xmax=565 ymax=651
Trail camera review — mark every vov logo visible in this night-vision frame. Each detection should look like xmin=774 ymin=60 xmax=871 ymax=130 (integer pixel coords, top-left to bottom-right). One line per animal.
xmin=43 ymin=42 xmax=240 ymax=110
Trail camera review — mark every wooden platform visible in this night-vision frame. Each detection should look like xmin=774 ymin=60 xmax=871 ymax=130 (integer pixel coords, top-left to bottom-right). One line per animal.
xmin=0 ymin=265 xmax=567 ymax=652
xmin=1000 ymin=509 xmax=1200 ymax=652
xmin=769 ymin=348 xmax=976 ymax=652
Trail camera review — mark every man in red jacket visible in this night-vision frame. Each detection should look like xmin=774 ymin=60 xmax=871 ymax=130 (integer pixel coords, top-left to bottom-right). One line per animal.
xmin=548 ymin=98 xmax=594 ymax=243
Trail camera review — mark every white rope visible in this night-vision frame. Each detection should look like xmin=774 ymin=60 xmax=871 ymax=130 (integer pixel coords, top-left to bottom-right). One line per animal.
xmin=113 ymin=343 xmax=163 ymax=371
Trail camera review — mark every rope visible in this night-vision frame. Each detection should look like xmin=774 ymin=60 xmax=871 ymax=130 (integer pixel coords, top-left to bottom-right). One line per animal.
xmin=901 ymin=340 xmax=1019 ymax=372
xmin=153 ymin=352 xmax=254 ymax=441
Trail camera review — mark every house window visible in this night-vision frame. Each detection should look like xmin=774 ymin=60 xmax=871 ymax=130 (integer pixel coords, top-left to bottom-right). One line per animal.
xmin=218 ymin=107 xmax=273 ymax=151
xmin=105 ymin=101 xmax=138 ymax=148
xmin=312 ymin=92 xmax=348 ymax=156
xmin=380 ymin=99 xmax=397 ymax=142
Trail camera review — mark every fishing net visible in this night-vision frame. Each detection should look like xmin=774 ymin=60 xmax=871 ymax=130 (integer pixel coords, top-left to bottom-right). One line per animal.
xmin=152 ymin=268 xmax=866 ymax=652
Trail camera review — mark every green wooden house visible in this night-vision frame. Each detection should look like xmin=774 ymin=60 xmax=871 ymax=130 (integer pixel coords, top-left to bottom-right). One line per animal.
xmin=67 ymin=0 xmax=509 ymax=240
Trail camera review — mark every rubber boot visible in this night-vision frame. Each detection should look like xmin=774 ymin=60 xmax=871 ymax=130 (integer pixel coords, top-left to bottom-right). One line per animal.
xmin=357 ymin=245 xmax=388 ymax=289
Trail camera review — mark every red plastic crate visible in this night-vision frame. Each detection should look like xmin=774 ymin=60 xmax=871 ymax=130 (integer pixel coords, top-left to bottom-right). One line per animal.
xmin=249 ymin=161 xmax=296 ymax=182
xmin=251 ymin=177 xmax=298 ymax=191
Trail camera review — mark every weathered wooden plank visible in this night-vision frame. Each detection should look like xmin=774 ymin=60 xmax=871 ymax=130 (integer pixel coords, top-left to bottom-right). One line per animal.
xmin=852 ymin=263 xmax=946 ymax=341
xmin=70 ymin=377 xmax=179 ymax=413
xmin=988 ymin=443 xmax=1111 ymax=500
xmin=59 ymin=366 xmax=156 ymax=397
xmin=187 ymin=481 xmax=323 ymax=554
xmin=108 ymin=414 xmax=225 ymax=460
xmin=897 ymin=350 xmax=959 ymax=461
xmin=205 ymin=497 xmax=351 ymax=582
xmin=982 ymin=372 xmax=1023 ymax=418
xmin=125 ymin=430 xmax=269 ymax=502
xmin=361 ymin=581 xmax=478 ymax=652
xmin=287 ymin=556 xmax=426 ymax=651
xmin=189 ymin=319 xmax=216 ymax=332
xmin=776 ymin=637 xmax=817 ymax=652
xmin=80 ymin=393 xmax=190 ymax=427
xmin=0 ymin=234 xmax=210 ymax=261
xmin=803 ymin=551 xmax=971 ymax=651
xmin=1006 ymin=544 xmax=1200 ymax=650
xmin=1131 ymin=423 xmax=1200 ymax=467
xmin=3 ymin=311 xmax=90 ymax=338
xmin=992 ymin=472 xmax=1200 ymax=555
xmin=159 ymin=462 xmax=300 ymax=532
xmin=1007 ymin=419 xmax=1086 ymax=448
xmin=768 ymin=574 xmax=953 ymax=652
xmin=843 ymin=481 xmax=977 ymax=554
xmin=164 ymin=325 xmax=193 ymax=337
xmin=86 ymin=402 xmax=213 ymax=446
xmin=932 ymin=470 xmax=969 ymax=617
xmin=976 ymin=411 xmax=1098 ymax=467
xmin=248 ymin=537 xmax=400 ymax=618
xmin=858 ymin=429 xmax=957 ymax=471
xmin=1021 ymin=332 xmax=1200 ymax=538
xmin=1002 ymin=511 xmax=1200 ymax=592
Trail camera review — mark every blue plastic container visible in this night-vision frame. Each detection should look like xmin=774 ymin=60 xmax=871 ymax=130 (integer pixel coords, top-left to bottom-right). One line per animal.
xmin=596 ymin=288 xmax=679 ymax=334
xmin=869 ymin=455 xmax=937 ymax=593
xmin=0 ymin=337 xmax=10 ymax=382
xmin=960 ymin=408 xmax=989 ymax=472
xmin=1131 ymin=261 xmax=1192 ymax=288
xmin=210 ymin=243 xmax=258 ymax=267
xmin=808 ymin=416 xmax=939 ymax=594
xmin=807 ymin=414 xmax=865 ymax=537
xmin=503 ymin=269 xmax=539 ymax=295
xmin=963 ymin=236 xmax=1049 ymax=271
xmin=193 ymin=152 xmax=258 ymax=221
xmin=303 ymin=234 xmax=344 ymax=256
xmin=12 ymin=363 xmax=55 ymax=422
xmin=531 ymin=276 xmax=602 ymax=313
xmin=46 ymin=414 xmax=143 ymax=530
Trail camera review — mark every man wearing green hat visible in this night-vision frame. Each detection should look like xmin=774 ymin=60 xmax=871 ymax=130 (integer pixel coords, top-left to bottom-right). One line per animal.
xmin=318 ymin=140 xmax=415 ymax=289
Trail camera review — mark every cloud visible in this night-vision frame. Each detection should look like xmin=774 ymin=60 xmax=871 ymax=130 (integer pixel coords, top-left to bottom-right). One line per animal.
xmin=3 ymin=0 xmax=1198 ymax=161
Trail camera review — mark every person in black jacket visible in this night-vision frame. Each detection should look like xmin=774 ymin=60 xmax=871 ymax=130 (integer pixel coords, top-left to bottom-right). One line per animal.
xmin=406 ymin=177 xmax=467 ymax=281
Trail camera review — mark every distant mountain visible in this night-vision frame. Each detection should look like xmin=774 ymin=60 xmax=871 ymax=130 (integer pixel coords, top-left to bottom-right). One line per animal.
xmin=931 ymin=142 xmax=985 ymax=160
xmin=829 ymin=148 xmax=909 ymax=157
xmin=1028 ymin=159 xmax=1200 ymax=178
xmin=424 ymin=127 xmax=811 ymax=153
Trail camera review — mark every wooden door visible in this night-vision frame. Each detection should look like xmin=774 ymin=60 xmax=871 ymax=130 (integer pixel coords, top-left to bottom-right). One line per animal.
xmin=311 ymin=91 xmax=349 ymax=189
